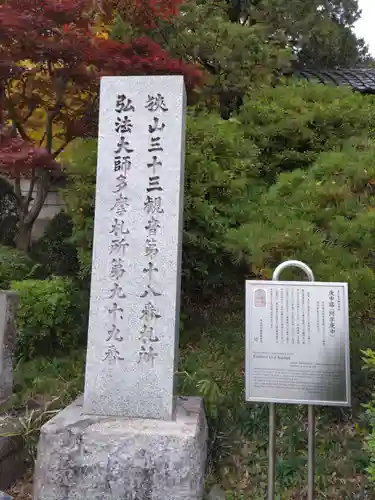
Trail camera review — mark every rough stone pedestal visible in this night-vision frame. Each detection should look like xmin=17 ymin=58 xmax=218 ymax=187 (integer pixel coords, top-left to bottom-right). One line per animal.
xmin=33 ymin=396 xmax=207 ymax=500
xmin=0 ymin=292 xmax=18 ymax=403
xmin=0 ymin=416 xmax=27 ymax=489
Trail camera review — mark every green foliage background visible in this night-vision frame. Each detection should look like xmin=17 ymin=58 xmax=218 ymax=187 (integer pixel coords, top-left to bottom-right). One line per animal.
xmin=363 ymin=349 xmax=375 ymax=488
xmin=11 ymin=277 xmax=88 ymax=360
xmin=60 ymin=109 xmax=261 ymax=293
xmin=1 ymin=0 xmax=375 ymax=497
xmin=0 ymin=244 xmax=41 ymax=289
xmin=61 ymin=81 xmax=375 ymax=308
xmin=56 ymin=83 xmax=375 ymax=493
xmin=30 ymin=212 xmax=79 ymax=278
xmin=238 ymin=81 xmax=375 ymax=182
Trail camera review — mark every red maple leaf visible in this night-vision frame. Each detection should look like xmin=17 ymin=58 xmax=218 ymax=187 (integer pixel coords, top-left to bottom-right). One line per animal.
xmin=0 ymin=0 xmax=201 ymax=179
xmin=0 ymin=131 xmax=58 ymax=178
xmin=0 ymin=0 xmax=202 ymax=249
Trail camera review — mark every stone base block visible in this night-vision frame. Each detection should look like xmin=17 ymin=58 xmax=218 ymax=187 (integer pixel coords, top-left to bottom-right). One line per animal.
xmin=33 ymin=396 xmax=207 ymax=500
xmin=0 ymin=417 xmax=27 ymax=489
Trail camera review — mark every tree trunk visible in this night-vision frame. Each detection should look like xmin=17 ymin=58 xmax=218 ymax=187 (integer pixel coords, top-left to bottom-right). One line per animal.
xmin=15 ymin=219 xmax=32 ymax=252
xmin=14 ymin=171 xmax=50 ymax=253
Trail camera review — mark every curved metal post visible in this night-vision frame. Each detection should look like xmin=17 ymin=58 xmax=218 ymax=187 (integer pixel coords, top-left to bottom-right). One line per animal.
xmin=272 ymin=260 xmax=315 ymax=282
xmin=268 ymin=260 xmax=315 ymax=500
xmin=268 ymin=401 xmax=276 ymax=500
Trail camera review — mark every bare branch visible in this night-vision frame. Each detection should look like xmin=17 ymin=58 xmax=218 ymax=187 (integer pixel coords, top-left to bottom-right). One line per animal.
xmin=22 ymin=103 xmax=38 ymax=126
xmin=53 ymin=139 xmax=71 ymax=159
xmin=46 ymin=110 xmax=54 ymax=153
xmin=14 ymin=176 xmax=22 ymax=203
xmin=26 ymin=168 xmax=36 ymax=205
xmin=24 ymin=170 xmax=50 ymax=226
xmin=4 ymin=85 xmax=31 ymax=141
xmin=39 ymin=130 xmax=47 ymax=147
xmin=45 ymin=69 xmax=67 ymax=153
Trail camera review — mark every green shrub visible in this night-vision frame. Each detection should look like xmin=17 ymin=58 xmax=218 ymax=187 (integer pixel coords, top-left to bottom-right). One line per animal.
xmin=61 ymin=115 xmax=261 ymax=294
xmin=11 ymin=277 xmax=88 ymax=360
xmin=362 ymin=349 xmax=375 ymax=486
xmin=0 ymin=178 xmax=18 ymax=246
xmin=239 ymin=80 xmax=375 ymax=183
xmin=30 ymin=211 xmax=79 ymax=278
xmin=60 ymin=139 xmax=97 ymax=282
xmin=182 ymin=110 xmax=260 ymax=295
xmin=226 ymin=141 xmax=375 ymax=387
xmin=61 ymin=83 xmax=375 ymax=300
xmin=0 ymin=245 xmax=41 ymax=290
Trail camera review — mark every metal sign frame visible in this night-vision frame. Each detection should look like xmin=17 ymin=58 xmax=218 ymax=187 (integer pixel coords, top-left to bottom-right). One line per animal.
xmin=245 ymin=281 xmax=351 ymax=406
xmin=245 ymin=260 xmax=351 ymax=500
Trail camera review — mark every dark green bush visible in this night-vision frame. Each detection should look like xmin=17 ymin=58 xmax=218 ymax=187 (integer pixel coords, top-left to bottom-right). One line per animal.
xmin=60 ymin=139 xmax=97 ymax=283
xmin=0 ymin=178 xmax=18 ymax=246
xmin=362 ymin=349 xmax=375 ymax=486
xmin=61 ymin=114 xmax=260 ymax=295
xmin=30 ymin=211 xmax=79 ymax=278
xmin=182 ymin=110 xmax=260 ymax=295
xmin=0 ymin=245 xmax=40 ymax=290
xmin=226 ymin=141 xmax=375 ymax=389
xmin=61 ymin=83 xmax=375 ymax=300
xmin=11 ymin=277 xmax=89 ymax=360
xmin=239 ymin=80 xmax=375 ymax=183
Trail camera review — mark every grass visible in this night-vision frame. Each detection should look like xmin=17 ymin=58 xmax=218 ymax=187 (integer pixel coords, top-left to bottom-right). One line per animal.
xmin=180 ymin=305 xmax=374 ymax=499
xmin=10 ymin=352 xmax=85 ymax=409
xmin=4 ymin=304 xmax=375 ymax=500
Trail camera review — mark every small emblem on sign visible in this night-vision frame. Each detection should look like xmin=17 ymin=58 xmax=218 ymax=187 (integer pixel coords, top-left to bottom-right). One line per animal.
xmin=254 ymin=288 xmax=267 ymax=308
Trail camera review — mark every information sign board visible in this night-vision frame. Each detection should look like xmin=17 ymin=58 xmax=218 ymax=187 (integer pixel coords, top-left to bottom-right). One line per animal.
xmin=245 ymin=281 xmax=350 ymax=406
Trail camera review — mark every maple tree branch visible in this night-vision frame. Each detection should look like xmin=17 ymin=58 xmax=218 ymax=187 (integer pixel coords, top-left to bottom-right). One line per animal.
xmin=24 ymin=170 xmax=50 ymax=226
xmin=45 ymin=66 xmax=67 ymax=153
xmin=53 ymin=139 xmax=71 ymax=159
xmin=39 ymin=130 xmax=47 ymax=147
xmin=4 ymin=88 xmax=31 ymax=141
xmin=14 ymin=176 xmax=22 ymax=204
xmin=26 ymin=168 xmax=36 ymax=206
xmin=0 ymin=83 xmax=4 ymax=128
xmin=46 ymin=111 xmax=54 ymax=153
xmin=47 ymin=60 xmax=53 ymax=77
xmin=22 ymin=104 xmax=38 ymax=126
xmin=21 ymin=74 xmax=27 ymax=99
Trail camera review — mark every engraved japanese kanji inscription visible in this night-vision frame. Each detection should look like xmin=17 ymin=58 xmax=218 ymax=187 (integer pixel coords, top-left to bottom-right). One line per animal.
xmin=84 ymin=76 xmax=186 ymax=419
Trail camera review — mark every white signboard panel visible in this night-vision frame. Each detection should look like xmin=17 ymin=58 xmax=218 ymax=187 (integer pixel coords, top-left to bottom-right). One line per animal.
xmin=245 ymin=281 xmax=351 ymax=406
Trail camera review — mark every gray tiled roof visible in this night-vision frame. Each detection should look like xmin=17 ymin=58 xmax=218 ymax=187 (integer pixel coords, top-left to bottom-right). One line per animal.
xmin=295 ymin=68 xmax=375 ymax=94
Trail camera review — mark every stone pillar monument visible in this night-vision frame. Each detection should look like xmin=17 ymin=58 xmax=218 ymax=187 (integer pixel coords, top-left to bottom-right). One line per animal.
xmin=33 ymin=75 xmax=207 ymax=500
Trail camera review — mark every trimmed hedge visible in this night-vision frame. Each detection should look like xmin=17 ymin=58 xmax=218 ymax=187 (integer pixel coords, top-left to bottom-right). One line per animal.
xmin=11 ymin=277 xmax=88 ymax=359
xmin=0 ymin=245 xmax=40 ymax=290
